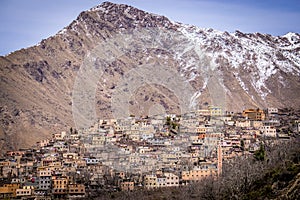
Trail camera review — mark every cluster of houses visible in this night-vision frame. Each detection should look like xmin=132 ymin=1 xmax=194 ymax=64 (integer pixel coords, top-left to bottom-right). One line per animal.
xmin=0 ymin=106 xmax=299 ymax=199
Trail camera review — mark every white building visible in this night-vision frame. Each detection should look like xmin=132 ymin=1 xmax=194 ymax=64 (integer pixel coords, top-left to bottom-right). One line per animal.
xmin=260 ymin=126 xmax=277 ymax=137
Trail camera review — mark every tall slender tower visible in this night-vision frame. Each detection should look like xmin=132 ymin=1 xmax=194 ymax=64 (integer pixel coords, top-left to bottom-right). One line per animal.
xmin=217 ymin=142 xmax=222 ymax=177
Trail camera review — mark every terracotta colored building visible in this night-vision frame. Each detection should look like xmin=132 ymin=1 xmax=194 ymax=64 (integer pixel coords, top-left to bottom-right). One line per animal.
xmin=242 ymin=108 xmax=265 ymax=121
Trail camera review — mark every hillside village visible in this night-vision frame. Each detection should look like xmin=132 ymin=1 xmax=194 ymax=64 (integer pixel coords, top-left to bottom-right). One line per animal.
xmin=0 ymin=106 xmax=299 ymax=199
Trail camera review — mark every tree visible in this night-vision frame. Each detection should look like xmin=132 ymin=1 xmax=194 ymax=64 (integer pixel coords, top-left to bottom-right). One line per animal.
xmin=254 ymin=143 xmax=265 ymax=161
xmin=166 ymin=116 xmax=171 ymax=126
xmin=240 ymin=140 xmax=245 ymax=150
xmin=172 ymin=122 xmax=178 ymax=130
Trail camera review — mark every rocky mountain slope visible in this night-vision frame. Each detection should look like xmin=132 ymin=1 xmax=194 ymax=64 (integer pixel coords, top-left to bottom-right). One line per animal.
xmin=0 ymin=2 xmax=300 ymax=152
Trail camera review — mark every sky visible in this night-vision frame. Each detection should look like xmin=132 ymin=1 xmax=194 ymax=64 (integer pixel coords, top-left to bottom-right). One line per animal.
xmin=1 ymin=0 xmax=300 ymax=55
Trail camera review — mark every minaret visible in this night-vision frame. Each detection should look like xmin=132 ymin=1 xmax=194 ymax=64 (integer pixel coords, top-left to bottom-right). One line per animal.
xmin=217 ymin=142 xmax=222 ymax=177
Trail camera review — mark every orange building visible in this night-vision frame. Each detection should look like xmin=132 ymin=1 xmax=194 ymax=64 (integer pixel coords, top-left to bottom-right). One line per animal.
xmin=52 ymin=176 xmax=69 ymax=198
xmin=68 ymin=184 xmax=86 ymax=197
xmin=242 ymin=108 xmax=265 ymax=121
xmin=0 ymin=183 xmax=20 ymax=198
xmin=182 ymin=167 xmax=217 ymax=183
xmin=182 ymin=161 xmax=218 ymax=184
xmin=120 ymin=181 xmax=134 ymax=191
xmin=144 ymin=175 xmax=158 ymax=188
xmin=217 ymin=143 xmax=222 ymax=177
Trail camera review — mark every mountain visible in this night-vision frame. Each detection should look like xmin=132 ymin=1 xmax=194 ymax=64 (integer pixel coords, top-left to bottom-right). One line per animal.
xmin=0 ymin=1 xmax=299 ymax=153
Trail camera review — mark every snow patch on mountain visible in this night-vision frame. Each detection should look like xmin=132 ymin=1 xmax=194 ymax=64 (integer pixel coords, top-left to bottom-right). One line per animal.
xmin=174 ymin=22 xmax=300 ymax=101
xmin=234 ymin=72 xmax=248 ymax=92
xmin=190 ymin=77 xmax=208 ymax=109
